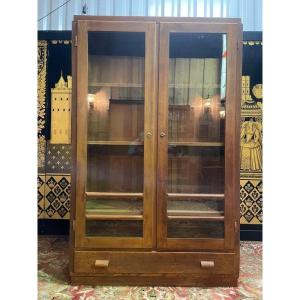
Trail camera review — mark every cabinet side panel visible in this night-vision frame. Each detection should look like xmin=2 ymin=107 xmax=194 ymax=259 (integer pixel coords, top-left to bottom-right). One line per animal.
xmin=234 ymin=22 xmax=243 ymax=276
xmin=69 ymin=20 xmax=78 ymax=273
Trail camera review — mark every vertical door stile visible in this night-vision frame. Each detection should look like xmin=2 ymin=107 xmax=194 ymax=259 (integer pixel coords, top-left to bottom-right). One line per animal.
xmin=75 ymin=20 xmax=88 ymax=247
xmin=157 ymin=23 xmax=170 ymax=249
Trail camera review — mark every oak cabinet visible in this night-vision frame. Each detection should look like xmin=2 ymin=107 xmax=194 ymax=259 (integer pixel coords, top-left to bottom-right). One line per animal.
xmin=70 ymin=16 xmax=242 ymax=286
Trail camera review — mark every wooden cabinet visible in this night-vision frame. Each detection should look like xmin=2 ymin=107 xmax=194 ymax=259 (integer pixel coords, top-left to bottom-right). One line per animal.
xmin=70 ymin=16 xmax=242 ymax=286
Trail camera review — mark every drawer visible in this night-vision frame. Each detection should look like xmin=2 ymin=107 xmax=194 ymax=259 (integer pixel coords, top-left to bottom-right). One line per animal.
xmin=74 ymin=251 xmax=235 ymax=275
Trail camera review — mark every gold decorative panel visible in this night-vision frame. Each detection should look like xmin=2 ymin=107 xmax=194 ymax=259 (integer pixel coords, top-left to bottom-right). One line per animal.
xmin=50 ymin=73 xmax=72 ymax=144
xmin=44 ymin=174 xmax=71 ymax=219
xmin=240 ymin=75 xmax=263 ymax=224
xmin=38 ymin=174 xmax=46 ymax=219
xmin=38 ymin=40 xmax=47 ymax=170
xmin=240 ymin=177 xmax=262 ymax=224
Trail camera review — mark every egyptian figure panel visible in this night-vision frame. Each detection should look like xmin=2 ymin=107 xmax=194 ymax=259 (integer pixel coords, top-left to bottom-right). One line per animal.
xmin=240 ymin=39 xmax=262 ymax=224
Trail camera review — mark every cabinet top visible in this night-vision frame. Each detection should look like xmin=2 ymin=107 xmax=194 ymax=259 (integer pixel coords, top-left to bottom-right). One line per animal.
xmin=73 ymin=15 xmax=242 ymax=24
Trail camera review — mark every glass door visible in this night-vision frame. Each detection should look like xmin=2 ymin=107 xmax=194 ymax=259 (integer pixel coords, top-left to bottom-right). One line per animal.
xmin=157 ymin=22 xmax=241 ymax=250
xmin=74 ymin=20 xmax=157 ymax=249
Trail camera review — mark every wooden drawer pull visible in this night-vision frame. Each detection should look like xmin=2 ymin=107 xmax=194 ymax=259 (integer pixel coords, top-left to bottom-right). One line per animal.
xmin=200 ymin=261 xmax=215 ymax=268
xmin=95 ymin=260 xmax=109 ymax=268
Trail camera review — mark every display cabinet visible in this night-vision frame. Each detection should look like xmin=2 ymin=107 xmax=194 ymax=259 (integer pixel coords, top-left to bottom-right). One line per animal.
xmin=70 ymin=16 xmax=242 ymax=286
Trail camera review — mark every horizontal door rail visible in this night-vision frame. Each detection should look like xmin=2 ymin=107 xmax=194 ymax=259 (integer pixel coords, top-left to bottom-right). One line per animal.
xmin=167 ymin=193 xmax=225 ymax=200
xmin=167 ymin=215 xmax=224 ymax=221
xmin=86 ymin=214 xmax=143 ymax=221
xmin=86 ymin=209 xmax=142 ymax=215
xmin=87 ymin=141 xmax=143 ymax=146
xmin=168 ymin=142 xmax=224 ymax=147
xmin=86 ymin=192 xmax=143 ymax=199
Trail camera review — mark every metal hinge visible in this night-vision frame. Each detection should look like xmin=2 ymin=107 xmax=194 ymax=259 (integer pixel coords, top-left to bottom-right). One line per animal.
xmin=72 ymin=219 xmax=76 ymax=231
xmin=74 ymin=35 xmax=78 ymax=47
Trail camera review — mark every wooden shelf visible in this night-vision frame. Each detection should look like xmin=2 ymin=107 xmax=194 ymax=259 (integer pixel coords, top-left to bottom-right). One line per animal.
xmin=167 ymin=214 xmax=224 ymax=221
xmin=109 ymin=99 xmax=144 ymax=104
xmin=167 ymin=193 xmax=224 ymax=200
xmin=89 ymin=82 xmax=144 ymax=88
xmin=169 ymin=142 xmax=224 ymax=147
xmin=86 ymin=214 xmax=143 ymax=221
xmin=88 ymin=141 xmax=144 ymax=146
xmin=167 ymin=210 xmax=223 ymax=216
xmin=86 ymin=192 xmax=143 ymax=199
xmin=86 ymin=209 xmax=142 ymax=215
xmin=168 ymin=83 xmax=221 ymax=88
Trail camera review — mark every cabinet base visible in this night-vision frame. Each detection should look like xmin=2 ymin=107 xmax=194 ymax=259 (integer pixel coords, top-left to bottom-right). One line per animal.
xmin=70 ymin=274 xmax=238 ymax=287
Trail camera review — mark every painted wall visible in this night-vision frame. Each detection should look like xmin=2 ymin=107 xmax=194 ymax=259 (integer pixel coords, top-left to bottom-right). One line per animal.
xmin=38 ymin=0 xmax=262 ymax=31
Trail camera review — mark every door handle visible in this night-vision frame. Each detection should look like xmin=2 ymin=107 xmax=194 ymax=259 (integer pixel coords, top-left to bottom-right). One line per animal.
xmin=160 ymin=132 xmax=166 ymax=137
xmin=95 ymin=260 xmax=109 ymax=268
xmin=200 ymin=261 xmax=215 ymax=268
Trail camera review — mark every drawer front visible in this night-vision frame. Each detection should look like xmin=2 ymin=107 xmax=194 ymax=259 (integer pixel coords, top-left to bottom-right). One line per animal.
xmin=74 ymin=251 xmax=235 ymax=275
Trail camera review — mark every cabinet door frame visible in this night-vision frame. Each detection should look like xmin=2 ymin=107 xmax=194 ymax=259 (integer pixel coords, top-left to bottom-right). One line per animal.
xmin=72 ymin=20 xmax=157 ymax=249
xmin=156 ymin=21 xmax=242 ymax=251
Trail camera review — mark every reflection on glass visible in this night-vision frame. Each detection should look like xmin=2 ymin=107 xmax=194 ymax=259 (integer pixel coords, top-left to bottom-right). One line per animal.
xmin=168 ymin=33 xmax=226 ymax=143
xmin=87 ymin=32 xmax=145 ymax=142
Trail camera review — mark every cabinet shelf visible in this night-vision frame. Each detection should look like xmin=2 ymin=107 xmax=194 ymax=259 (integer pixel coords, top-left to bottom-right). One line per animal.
xmin=86 ymin=214 xmax=143 ymax=221
xmin=89 ymin=82 xmax=144 ymax=88
xmin=168 ymin=210 xmax=223 ymax=216
xmin=167 ymin=193 xmax=224 ymax=200
xmin=167 ymin=214 xmax=224 ymax=221
xmin=169 ymin=142 xmax=224 ymax=147
xmin=87 ymin=141 xmax=144 ymax=146
xmin=86 ymin=192 xmax=143 ymax=199
xmin=168 ymin=83 xmax=221 ymax=88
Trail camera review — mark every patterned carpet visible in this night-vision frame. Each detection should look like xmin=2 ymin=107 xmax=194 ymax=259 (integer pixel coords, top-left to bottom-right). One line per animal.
xmin=38 ymin=236 xmax=262 ymax=300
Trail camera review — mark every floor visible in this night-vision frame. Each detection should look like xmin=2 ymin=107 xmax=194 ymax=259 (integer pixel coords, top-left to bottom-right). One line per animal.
xmin=38 ymin=236 xmax=262 ymax=300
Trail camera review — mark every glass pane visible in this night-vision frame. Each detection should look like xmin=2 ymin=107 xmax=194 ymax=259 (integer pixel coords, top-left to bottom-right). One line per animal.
xmin=87 ymin=145 xmax=143 ymax=193
xmin=88 ymin=32 xmax=145 ymax=141
xmin=86 ymin=31 xmax=145 ymax=237
xmin=86 ymin=220 xmax=143 ymax=237
xmin=168 ymin=33 xmax=226 ymax=143
xmin=86 ymin=198 xmax=143 ymax=215
xmin=168 ymin=220 xmax=224 ymax=238
xmin=167 ymin=199 xmax=224 ymax=216
xmin=168 ymin=146 xmax=224 ymax=193
xmin=167 ymin=33 xmax=226 ymax=239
